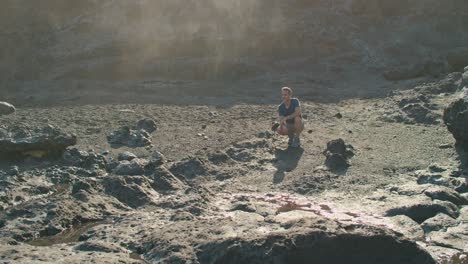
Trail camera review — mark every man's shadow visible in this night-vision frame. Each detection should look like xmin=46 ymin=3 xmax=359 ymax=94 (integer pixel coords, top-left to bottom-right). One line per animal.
xmin=273 ymin=146 xmax=304 ymax=184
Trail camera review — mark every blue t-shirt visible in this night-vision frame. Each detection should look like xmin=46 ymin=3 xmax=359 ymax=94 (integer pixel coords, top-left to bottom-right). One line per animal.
xmin=278 ymin=98 xmax=301 ymax=124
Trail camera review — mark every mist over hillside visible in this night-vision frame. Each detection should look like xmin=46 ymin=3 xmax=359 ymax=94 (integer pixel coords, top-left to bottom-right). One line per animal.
xmin=1 ymin=0 xmax=467 ymax=105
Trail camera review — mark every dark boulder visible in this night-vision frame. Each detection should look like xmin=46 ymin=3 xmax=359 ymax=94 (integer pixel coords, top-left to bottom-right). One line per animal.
xmin=443 ymin=88 xmax=468 ymax=149
xmin=323 ymin=139 xmax=354 ymax=171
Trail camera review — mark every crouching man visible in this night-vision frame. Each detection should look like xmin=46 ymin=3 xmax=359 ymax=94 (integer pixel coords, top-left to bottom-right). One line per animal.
xmin=274 ymin=87 xmax=304 ymax=147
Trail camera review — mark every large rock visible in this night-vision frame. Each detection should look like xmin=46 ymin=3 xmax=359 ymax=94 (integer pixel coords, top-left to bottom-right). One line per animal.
xmin=443 ymin=88 xmax=468 ymax=149
xmin=323 ymin=139 xmax=354 ymax=171
xmin=0 ymin=125 xmax=76 ymax=157
xmin=0 ymin=101 xmax=15 ymax=115
xmin=107 ymin=126 xmax=152 ymax=148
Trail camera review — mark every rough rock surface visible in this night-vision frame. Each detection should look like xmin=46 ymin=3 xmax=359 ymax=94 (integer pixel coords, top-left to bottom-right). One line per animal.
xmin=323 ymin=139 xmax=354 ymax=171
xmin=0 ymin=125 xmax=77 ymax=157
xmin=2 ymin=71 xmax=468 ymax=263
xmin=443 ymin=88 xmax=468 ymax=149
xmin=107 ymin=126 xmax=152 ymax=148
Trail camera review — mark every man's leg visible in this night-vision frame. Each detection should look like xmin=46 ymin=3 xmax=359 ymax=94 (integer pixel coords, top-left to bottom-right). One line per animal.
xmin=291 ymin=117 xmax=304 ymax=147
xmin=293 ymin=117 xmax=304 ymax=135
xmin=277 ymin=124 xmax=294 ymax=146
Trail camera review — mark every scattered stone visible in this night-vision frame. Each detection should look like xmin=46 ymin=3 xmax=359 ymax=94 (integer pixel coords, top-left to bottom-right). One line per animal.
xmin=63 ymin=148 xmax=106 ymax=169
xmin=107 ymin=126 xmax=152 ymax=148
xmin=0 ymin=101 xmax=15 ymax=115
xmin=334 ymin=113 xmax=343 ymax=119
xmin=323 ymin=139 xmax=354 ymax=171
xmin=117 ymin=151 xmax=137 ymax=161
xmin=229 ymin=202 xmax=256 ymax=213
xmin=72 ymin=180 xmax=95 ymax=195
xmin=0 ymin=125 xmax=77 ymax=157
xmin=438 ymin=143 xmax=452 ymax=149
xmin=443 ymin=88 xmax=468 ymax=149
xmin=39 ymin=224 xmax=64 ymax=237
xmin=150 ymin=151 xmax=166 ymax=165
xmin=112 ymin=158 xmax=149 ymax=176
xmin=420 ymin=213 xmax=458 ymax=233
xmin=170 ymin=211 xmax=194 ymax=221
xmin=136 ymin=118 xmax=157 ymax=133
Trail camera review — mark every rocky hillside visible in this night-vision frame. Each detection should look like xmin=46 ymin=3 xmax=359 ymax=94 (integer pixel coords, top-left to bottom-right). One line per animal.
xmin=1 ymin=0 xmax=468 ymax=105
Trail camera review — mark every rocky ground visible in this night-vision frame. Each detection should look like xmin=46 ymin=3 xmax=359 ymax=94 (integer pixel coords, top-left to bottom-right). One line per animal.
xmin=0 ymin=69 xmax=467 ymax=263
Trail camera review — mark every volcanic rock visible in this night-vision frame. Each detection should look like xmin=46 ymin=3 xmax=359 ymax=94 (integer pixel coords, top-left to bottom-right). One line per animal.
xmin=443 ymin=88 xmax=468 ymax=149
xmin=149 ymin=166 xmax=187 ymax=193
xmin=420 ymin=213 xmax=458 ymax=233
xmin=0 ymin=125 xmax=77 ymax=158
xmin=323 ymin=139 xmax=354 ymax=171
xmin=107 ymin=126 xmax=152 ymax=148
xmin=117 ymin=151 xmax=138 ymax=161
xmin=112 ymin=158 xmax=149 ymax=176
xmin=0 ymin=102 xmax=15 ymax=115
xmin=169 ymin=157 xmax=211 ymax=180
xmin=424 ymin=186 xmax=468 ymax=206
xmin=103 ymin=176 xmax=159 ymax=208
xmin=422 ymin=72 xmax=462 ymax=94
xmin=462 ymin=70 xmax=468 ymax=89
xmin=136 ymin=118 xmax=157 ymax=133
xmin=63 ymin=148 xmax=106 ymax=170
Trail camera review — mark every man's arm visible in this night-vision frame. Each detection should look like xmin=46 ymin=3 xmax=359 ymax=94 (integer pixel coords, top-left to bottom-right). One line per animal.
xmin=282 ymin=106 xmax=301 ymax=123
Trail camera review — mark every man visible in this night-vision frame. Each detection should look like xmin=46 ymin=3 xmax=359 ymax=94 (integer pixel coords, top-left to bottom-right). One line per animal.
xmin=274 ymin=87 xmax=304 ymax=147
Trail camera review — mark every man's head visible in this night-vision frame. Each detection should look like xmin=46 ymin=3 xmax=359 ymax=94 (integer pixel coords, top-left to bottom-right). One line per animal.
xmin=281 ymin=87 xmax=292 ymax=101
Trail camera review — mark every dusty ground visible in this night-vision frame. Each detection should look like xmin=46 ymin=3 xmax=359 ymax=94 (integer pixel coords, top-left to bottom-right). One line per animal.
xmin=0 ymin=73 xmax=467 ymax=263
